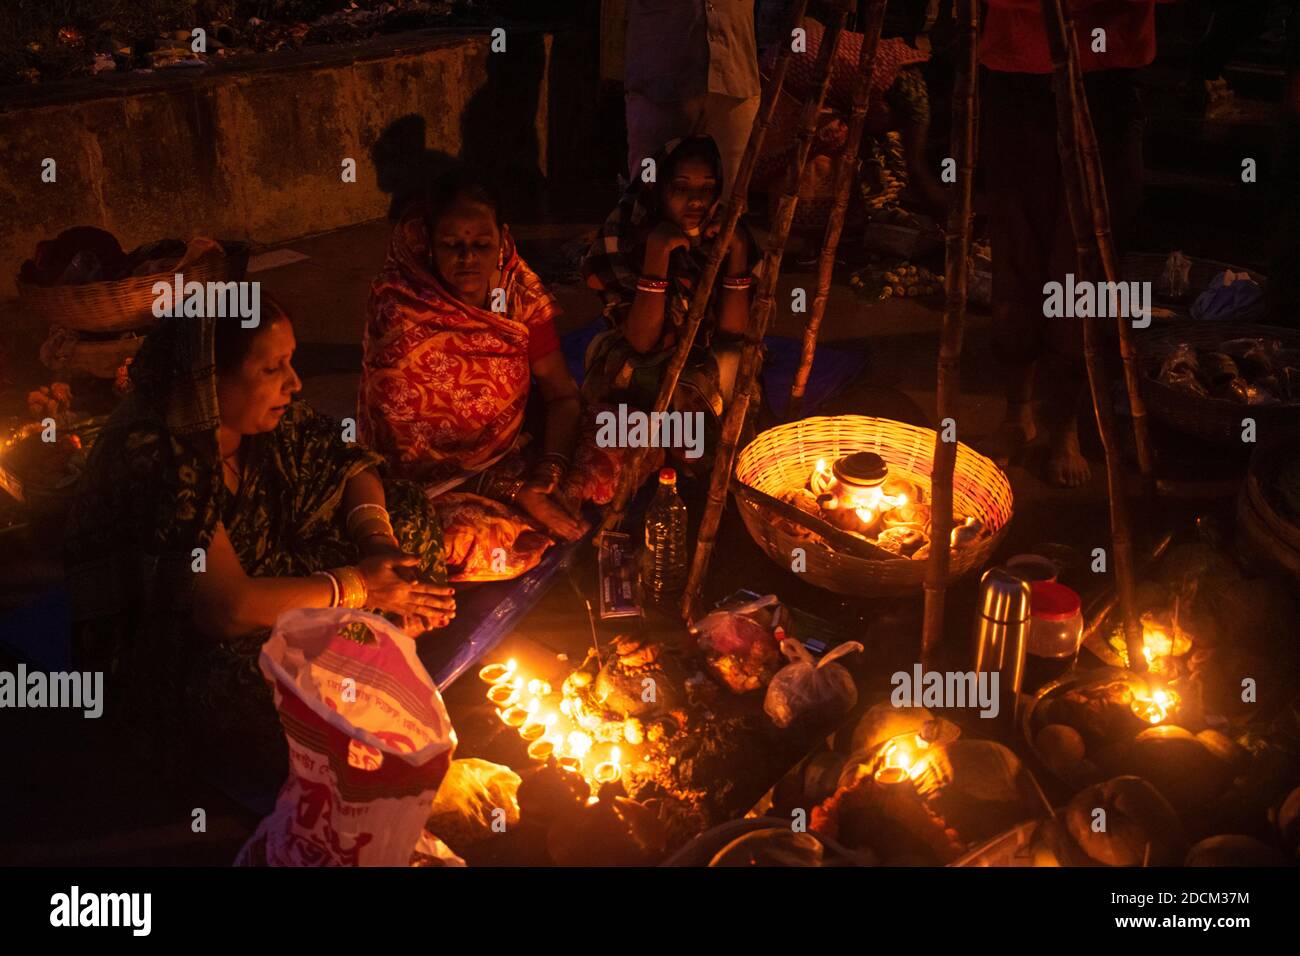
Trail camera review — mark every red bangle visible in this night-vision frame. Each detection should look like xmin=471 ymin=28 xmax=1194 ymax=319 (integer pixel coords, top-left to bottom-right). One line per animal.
xmin=636 ymin=276 xmax=669 ymax=293
xmin=721 ymin=275 xmax=753 ymax=290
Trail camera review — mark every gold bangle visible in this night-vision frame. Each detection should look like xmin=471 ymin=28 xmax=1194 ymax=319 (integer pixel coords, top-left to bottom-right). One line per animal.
xmin=331 ymin=566 xmax=368 ymax=609
xmin=346 ymin=503 xmax=389 ymax=536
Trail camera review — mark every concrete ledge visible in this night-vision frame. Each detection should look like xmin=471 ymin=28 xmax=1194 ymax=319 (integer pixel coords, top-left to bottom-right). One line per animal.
xmin=0 ymin=27 xmax=582 ymax=299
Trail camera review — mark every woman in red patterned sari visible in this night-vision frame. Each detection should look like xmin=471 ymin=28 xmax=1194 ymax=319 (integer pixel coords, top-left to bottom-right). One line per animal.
xmin=361 ymin=171 xmax=644 ymax=581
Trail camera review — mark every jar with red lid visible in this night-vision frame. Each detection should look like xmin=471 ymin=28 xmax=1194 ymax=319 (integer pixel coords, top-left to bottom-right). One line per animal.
xmin=1024 ymin=581 xmax=1083 ymax=691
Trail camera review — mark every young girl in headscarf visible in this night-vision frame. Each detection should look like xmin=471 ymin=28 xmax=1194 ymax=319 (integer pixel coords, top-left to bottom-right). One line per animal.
xmin=581 ymin=135 xmax=759 ymax=462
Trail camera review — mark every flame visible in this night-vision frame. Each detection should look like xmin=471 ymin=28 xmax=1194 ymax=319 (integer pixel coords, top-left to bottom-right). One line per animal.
xmin=876 ymin=734 xmax=931 ymax=782
xmin=855 ymin=506 xmax=876 ymax=525
xmin=1130 ymin=684 xmax=1180 ymax=724
xmin=566 ymin=731 xmax=593 ymax=758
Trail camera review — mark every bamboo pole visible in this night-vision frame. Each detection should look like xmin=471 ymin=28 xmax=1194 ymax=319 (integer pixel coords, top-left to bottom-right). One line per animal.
xmin=682 ymin=0 xmax=857 ymax=622
xmin=788 ymin=0 xmax=889 ymax=420
xmin=920 ymin=0 xmax=979 ymax=669
xmin=1040 ymin=0 xmax=1146 ymax=673
xmin=1064 ymin=33 xmax=1158 ymax=525
xmin=598 ymin=0 xmax=812 ymax=534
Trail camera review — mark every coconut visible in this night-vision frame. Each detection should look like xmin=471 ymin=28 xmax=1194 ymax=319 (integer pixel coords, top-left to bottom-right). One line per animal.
xmin=1066 ymin=776 xmax=1187 ymax=867
xmin=1195 ymin=729 xmax=1247 ymax=773
xmin=1185 ymin=835 xmax=1288 ymax=867
xmin=1036 ymin=724 xmax=1086 ymax=777
xmin=1104 ymin=725 xmax=1228 ymax=815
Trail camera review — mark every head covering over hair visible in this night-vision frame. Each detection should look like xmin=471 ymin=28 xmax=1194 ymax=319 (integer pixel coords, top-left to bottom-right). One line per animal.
xmin=581 ymin=135 xmax=758 ymax=356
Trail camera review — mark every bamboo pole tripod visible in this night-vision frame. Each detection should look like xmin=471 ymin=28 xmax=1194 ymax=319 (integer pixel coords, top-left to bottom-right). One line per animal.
xmin=597 ymin=0 xmax=815 ymax=537
xmin=682 ymin=0 xmax=889 ymax=621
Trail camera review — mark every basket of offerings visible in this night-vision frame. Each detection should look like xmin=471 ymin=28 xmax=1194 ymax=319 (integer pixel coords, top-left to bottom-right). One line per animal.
xmin=16 ymin=229 xmax=250 ymax=333
xmin=1138 ymin=322 xmax=1300 ymax=445
xmin=733 ymin=415 xmax=1013 ymax=597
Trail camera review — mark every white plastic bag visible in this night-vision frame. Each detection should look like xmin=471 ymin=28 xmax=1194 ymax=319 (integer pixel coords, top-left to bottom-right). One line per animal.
xmin=235 ymin=607 xmax=457 ymax=867
xmin=764 ymin=639 xmax=863 ymax=729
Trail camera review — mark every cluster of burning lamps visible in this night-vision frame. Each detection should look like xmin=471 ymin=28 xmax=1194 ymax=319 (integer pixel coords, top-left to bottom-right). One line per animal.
xmin=479 ymin=659 xmax=625 ymax=792
xmin=1128 ymin=624 xmax=1191 ymax=725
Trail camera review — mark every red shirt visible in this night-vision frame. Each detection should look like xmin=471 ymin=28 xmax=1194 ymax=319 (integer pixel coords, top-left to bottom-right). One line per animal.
xmin=980 ymin=0 xmax=1162 ymax=74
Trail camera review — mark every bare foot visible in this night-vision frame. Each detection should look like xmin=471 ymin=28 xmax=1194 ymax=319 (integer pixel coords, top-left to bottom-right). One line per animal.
xmin=978 ymin=404 xmax=1037 ymax=466
xmin=1047 ymin=423 xmax=1091 ymax=487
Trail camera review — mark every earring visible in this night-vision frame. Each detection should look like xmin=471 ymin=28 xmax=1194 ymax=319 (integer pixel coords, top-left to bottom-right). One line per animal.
xmin=497 ymin=247 xmax=505 ymax=269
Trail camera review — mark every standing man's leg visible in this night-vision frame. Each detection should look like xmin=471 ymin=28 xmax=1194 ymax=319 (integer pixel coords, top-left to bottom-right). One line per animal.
xmin=982 ymin=72 xmax=1054 ymax=465
xmin=702 ymin=93 xmax=761 ymax=193
xmin=626 ymin=91 xmax=695 ymax=183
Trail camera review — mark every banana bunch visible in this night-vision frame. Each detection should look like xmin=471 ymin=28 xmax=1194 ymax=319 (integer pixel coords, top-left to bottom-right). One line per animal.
xmin=849 ymin=256 xmax=943 ymax=301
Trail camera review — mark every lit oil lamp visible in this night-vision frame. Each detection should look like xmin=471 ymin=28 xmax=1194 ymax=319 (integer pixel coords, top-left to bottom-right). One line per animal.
xmin=519 ymin=709 xmax=555 ymax=742
xmin=557 ymin=755 xmax=583 ymax=775
xmin=1130 ymin=684 xmax=1180 ymax=725
xmin=592 ymin=746 xmax=623 ymax=785
xmin=526 ymin=737 xmax=556 ymax=761
xmin=478 ymin=659 xmax=517 ymax=685
xmin=499 ymin=704 xmax=530 ymax=728
xmin=486 ymin=681 xmax=520 ymax=707
xmin=873 ymin=734 xmax=931 ymax=784
xmin=527 ymin=678 xmax=552 ymax=697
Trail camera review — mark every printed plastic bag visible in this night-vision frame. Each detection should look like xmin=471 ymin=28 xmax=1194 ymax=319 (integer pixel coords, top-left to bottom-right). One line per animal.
xmin=235 ymin=607 xmax=457 ymax=867
xmin=764 ymin=638 xmax=863 ymax=729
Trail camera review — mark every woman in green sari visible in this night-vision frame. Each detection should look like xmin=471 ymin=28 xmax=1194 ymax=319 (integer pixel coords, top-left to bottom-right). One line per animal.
xmin=64 ymin=300 xmax=453 ymax=800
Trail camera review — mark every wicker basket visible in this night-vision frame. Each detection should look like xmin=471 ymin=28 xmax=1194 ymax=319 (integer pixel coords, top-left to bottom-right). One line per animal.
xmin=16 ymin=241 xmax=251 ymax=333
xmin=1121 ymin=252 xmax=1267 ymax=319
xmin=1236 ymin=444 xmax=1300 ymax=583
xmin=39 ymin=326 xmax=145 ymax=379
xmin=1137 ymin=322 xmax=1300 ymax=445
xmin=734 ymin=415 xmax=1014 ymax=597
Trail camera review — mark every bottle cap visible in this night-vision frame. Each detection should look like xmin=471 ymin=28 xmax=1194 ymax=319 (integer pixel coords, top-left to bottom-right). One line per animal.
xmin=1030 ymin=581 xmax=1082 ymax=622
xmin=659 ymin=468 xmax=677 ymax=484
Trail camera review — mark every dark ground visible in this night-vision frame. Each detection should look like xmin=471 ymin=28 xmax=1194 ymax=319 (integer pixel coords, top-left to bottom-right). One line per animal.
xmin=0 ymin=21 xmax=1294 ymax=863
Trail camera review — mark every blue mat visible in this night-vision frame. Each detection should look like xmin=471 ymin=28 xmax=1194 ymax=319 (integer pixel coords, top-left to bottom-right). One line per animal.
xmin=418 ymin=530 xmax=590 ymax=690
xmin=0 ymin=586 xmax=71 ymax=671
xmin=560 ymin=319 xmax=869 ymax=419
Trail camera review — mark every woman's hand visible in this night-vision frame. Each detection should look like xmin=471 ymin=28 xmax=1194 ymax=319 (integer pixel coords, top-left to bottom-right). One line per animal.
xmin=356 ymin=553 xmax=456 ymax=629
xmin=704 ymin=219 xmax=749 ymax=269
xmin=515 ymin=485 xmax=587 ymax=542
xmin=647 ymin=220 xmax=690 ymax=260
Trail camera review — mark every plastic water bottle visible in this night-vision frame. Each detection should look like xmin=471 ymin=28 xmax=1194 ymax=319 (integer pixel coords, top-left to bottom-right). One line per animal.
xmin=644 ymin=468 xmax=688 ymax=602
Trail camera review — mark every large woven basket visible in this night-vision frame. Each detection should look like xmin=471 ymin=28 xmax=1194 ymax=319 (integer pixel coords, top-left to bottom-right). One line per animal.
xmin=16 ymin=240 xmax=250 ymax=333
xmin=1137 ymin=322 xmax=1300 ymax=445
xmin=734 ymin=416 xmax=1014 ymax=597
